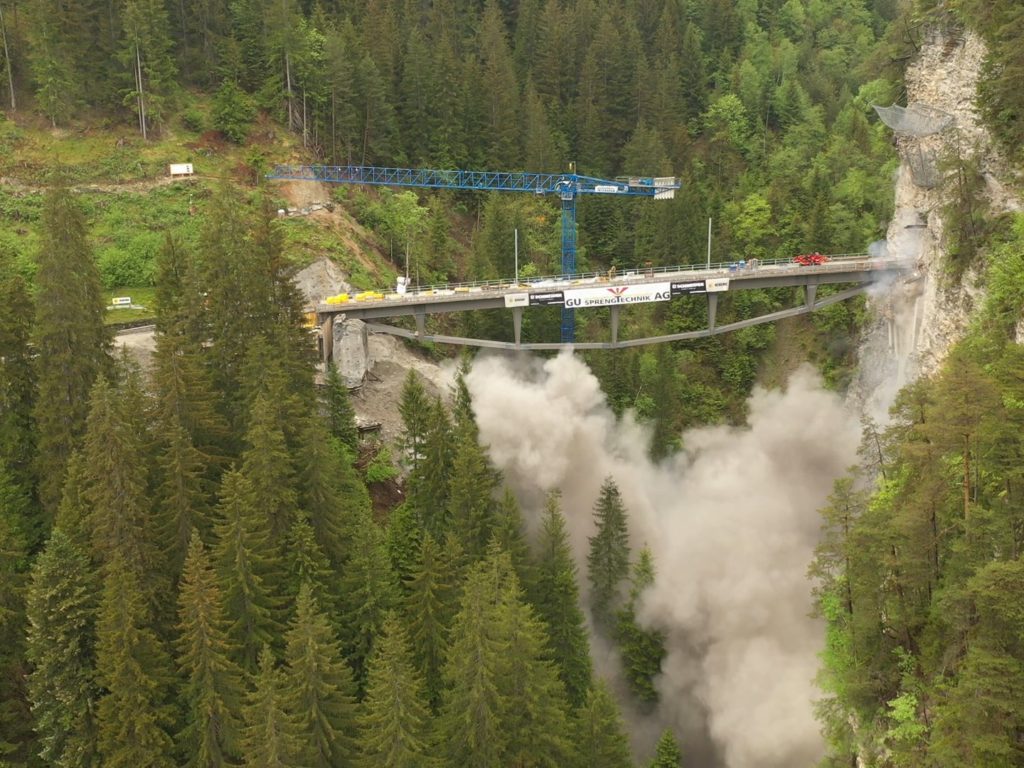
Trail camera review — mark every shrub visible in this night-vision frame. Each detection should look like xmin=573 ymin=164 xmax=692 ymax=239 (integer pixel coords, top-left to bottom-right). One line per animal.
xmin=212 ymin=80 xmax=254 ymax=144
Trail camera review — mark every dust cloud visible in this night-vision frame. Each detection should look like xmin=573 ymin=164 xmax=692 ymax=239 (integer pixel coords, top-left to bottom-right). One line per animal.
xmin=466 ymin=353 xmax=860 ymax=767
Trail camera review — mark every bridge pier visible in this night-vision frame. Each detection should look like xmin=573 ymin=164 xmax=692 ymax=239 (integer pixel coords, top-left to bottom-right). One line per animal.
xmin=707 ymin=293 xmax=718 ymax=330
xmin=513 ymin=307 xmax=523 ymax=347
xmin=320 ymin=314 xmax=334 ymax=364
xmin=805 ymin=284 xmax=817 ymax=307
xmin=414 ymin=309 xmax=426 ymax=337
xmin=610 ymin=306 xmax=620 ymax=345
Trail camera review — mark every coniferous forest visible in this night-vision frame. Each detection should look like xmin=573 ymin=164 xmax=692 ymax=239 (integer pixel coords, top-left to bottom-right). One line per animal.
xmin=1 ymin=0 xmax=1024 ymax=766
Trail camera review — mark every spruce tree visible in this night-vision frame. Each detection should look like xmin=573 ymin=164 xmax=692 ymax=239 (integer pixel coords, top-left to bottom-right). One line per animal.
xmin=121 ymin=0 xmax=179 ymax=137
xmin=408 ymin=398 xmax=453 ymax=535
xmin=158 ymin=418 xmax=213 ymax=574
xmin=587 ymin=477 xmax=632 ymax=626
xmin=241 ymin=392 xmax=298 ymax=543
xmin=358 ymin=613 xmax=434 ymax=768
xmin=54 ymin=450 xmax=92 ymax=552
xmin=32 ymin=183 xmax=110 ymax=516
xmin=337 ymin=514 xmax=399 ymax=686
xmin=438 ymin=554 xmax=509 ymax=768
xmin=404 ymin=533 xmax=457 ymax=710
xmin=25 ymin=528 xmax=100 ymax=768
xmin=447 ymin=422 xmax=500 ymax=562
xmin=285 ymin=515 xmax=336 ymax=612
xmin=0 ymin=461 xmax=33 ymax=763
xmin=498 ymin=581 xmax=572 ymax=767
xmin=0 ymin=245 xmax=34 ymax=486
xmin=648 ymin=730 xmax=682 ymax=768
xmin=398 ymin=370 xmax=430 ymax=473
xmin=283 ymin=584 xmax=359 ymax=768
xmin=615 ymin=547 xmax=666 ymax=704
xmin=533 ymin=491 xmax=593 ymax=708
xmin=295 ymin=422 xmax=357 ymax=568
xmin=570 ymin=682 xmax=634 ymax=768
xmin=323 ymin=362 xmax=359 ymax=453
xmin=213 ymin=469 xmax=283 ymax=672
xmin=82 ymin=375 xmax=162 ymax=586
xmin=240 ymin=647 xmax=303 ymax=768
xmin=95 ymin=554 xmax=176 ymax=768
xmin=493 ymin=488 xmax=535 ymax=594
xmin=176 ymin=530 xmax=245 ymax=768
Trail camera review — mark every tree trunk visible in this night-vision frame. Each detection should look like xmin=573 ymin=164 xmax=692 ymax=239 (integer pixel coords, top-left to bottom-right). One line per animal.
xmin=0 ymin=3 xmax=15 ymax=111
xmin=284 ymin=51 xmax=294 ymax=131
xmin=136 ymin=44 xmax=147 ymax=140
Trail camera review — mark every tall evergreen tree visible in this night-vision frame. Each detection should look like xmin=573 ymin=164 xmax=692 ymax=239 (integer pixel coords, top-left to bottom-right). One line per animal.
xmin=241 ymin=392 xmax=299 ymax=543
xmin=648 ymin=730 xmax=681 ymax=768
xmin=570 ymin=682 xmax=634 ymax=768
xmin=398 ymin=370 xmax=430 ymax=473
xmin=447 ymin=423 xmax=499 ymax=562
xmin=121 ymin=0 xmax=178 ymax=137
xmin=0 ymin=461 xmax=33 ymax=763
xmin=337 ymin=514 xmax=399 ymax=686
xmin=404 ymin=533 xmax=457 ymax=710
xmin=157 ymin=414 xmax=213 ymax=577
xmin=213 ymin=469 xmax=283 ymax=672
xmin=283 ymin=583 xmax=359 ymax=768
xmin=587 ymin=477 xmax=632 ymax=625
xmin=0 ymin=245 xmax=34 ymax=487
xmin=615 ymin=547 xmax=666 ymax=704
xmin=358 ymin=613 xmax=434 ymax=768
xmin=25 ymin=528 xmax=100 ymax=768
xmin=32 ymin=183 xmax=109 ymax=516
xmin=82 ymin=375 xmax=162 ymax=587
xmin=95 ymin=554 xmax=176 ymax=768
xmin=176 ymin=530 xmax=245 ymax=768
xmin=240 ymin=647 xmax=303 ymax=768
xmin=408 ymin=398 xmax=453 ymax=534
xmin=323 ymin=362 xmax=359 ymax=453
xmin=532 ymin=491 xmax=593 ymax=708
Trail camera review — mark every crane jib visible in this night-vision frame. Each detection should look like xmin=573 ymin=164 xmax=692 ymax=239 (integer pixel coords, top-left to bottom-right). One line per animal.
xmin=267 ymin=165 xmax=679 ymax=199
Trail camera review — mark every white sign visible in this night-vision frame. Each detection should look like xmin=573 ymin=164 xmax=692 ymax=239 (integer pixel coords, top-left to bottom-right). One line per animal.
xmin=168 ymin=162 xmax=194 ymax=176
xmin=563 ymin=283 xmax=672 ymax=308
xmin=111 ymin=296 xmax=132 ymax=306
xmin=593 ymin=185 xmax=622 ymax=193
xmin=504 ymin=293 xmax=529 ymax=308
xmin=705 ymin=278 xmax=731 ymax=292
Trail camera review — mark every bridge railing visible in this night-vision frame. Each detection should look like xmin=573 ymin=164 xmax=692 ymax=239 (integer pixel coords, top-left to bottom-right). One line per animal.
xmin=319 ymin=252 xmax=910 ymax=308
xmin=389 ymin=253 xmax=876 ymax=293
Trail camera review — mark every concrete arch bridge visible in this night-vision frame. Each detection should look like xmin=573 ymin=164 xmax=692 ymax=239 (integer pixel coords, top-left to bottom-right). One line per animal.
xmin=317 ymin=254 xmax=912 ymax=365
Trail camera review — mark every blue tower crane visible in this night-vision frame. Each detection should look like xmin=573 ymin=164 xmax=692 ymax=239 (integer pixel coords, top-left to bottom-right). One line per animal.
xmin=267 ymin=163 xmax=679 ymax=342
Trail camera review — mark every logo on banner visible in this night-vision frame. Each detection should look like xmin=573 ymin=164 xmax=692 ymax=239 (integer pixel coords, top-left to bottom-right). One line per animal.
xmin=528 ymin=291 xmax=565 ymax=307
xmin=670 ymin=281 xmax=706 ymax=297
xmin=504 ymin=293 xmax=529 ymax=308
xmin=563 ymin=283 xmax=672 ymax=308
xmin=704 ymin=278 xmax=731 ymax=292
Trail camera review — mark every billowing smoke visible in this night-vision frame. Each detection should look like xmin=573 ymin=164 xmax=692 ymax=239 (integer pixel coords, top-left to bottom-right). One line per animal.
xmin=467 ymin=353 xmax=860 ymax=767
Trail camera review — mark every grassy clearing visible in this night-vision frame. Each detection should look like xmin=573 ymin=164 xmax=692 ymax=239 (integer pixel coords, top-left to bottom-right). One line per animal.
xmin=103 ymin=287 xmax=157 ymax=325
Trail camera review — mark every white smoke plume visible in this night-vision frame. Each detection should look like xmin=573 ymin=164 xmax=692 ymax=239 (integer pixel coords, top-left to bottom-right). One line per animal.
xmin=467 ymin=353 xmax=861 ymax=767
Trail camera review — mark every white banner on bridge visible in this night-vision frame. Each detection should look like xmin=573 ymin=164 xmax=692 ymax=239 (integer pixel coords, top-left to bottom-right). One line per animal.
xmin=504 ymin=293 xmax=529 ymax=308
xmin=705 ymin=277 xmax=731 ymax=292
xmin=563 ymin=282 xmax=672 ymax=308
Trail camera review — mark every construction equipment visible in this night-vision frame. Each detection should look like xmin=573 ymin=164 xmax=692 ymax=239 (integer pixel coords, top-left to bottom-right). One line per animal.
xmin=267 ymin=163 xmax=679 ymax=342
xmin=794 ymin=252 xmax=829 ymax=266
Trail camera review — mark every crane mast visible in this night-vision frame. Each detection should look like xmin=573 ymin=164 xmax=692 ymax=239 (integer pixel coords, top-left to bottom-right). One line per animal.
xmin=268 ymin=163 xmax=679 ymax=342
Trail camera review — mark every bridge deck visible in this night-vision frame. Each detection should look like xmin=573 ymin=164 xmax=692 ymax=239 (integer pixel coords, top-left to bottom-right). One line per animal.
xmin=314 ymin=256 xmax=913 ymax=354
xmin=317 ymin=255 xmax=909 ymax=322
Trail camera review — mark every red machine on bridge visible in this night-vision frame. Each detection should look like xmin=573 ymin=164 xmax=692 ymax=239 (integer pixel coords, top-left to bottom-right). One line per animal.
xmin=794 ymin=252 xmax=829 ymax=266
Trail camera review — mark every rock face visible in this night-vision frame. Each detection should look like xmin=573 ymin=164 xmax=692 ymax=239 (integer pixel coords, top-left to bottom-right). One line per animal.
xmin=856 ymin=27 xmax=1021 ymax=420
xmin=333 ymin=317 xmax=372 ymax=388
xmin=293 ymin=257 xmax=351 ymax=307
